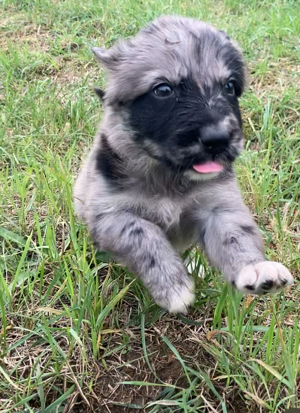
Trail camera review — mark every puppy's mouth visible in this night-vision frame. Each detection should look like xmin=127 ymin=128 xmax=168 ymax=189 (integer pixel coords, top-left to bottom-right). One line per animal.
xmin=192 ymin=161 xmax=223 ymax=174
xmin=140 ymin=135 xmax=241 ymax=176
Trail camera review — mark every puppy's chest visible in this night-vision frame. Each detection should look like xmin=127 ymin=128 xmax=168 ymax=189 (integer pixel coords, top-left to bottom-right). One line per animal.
xmin=152 ymin=197 xmax=183 ymax=228
xmin=135 ymin=194 xmax=193 ymax=231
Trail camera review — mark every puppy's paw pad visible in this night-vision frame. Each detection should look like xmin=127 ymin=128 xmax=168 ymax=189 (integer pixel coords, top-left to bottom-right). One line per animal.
xmin=167 ymin=283 xmax=195 ymax=314
xmin=236 ymin=261 xmax=293 ymax=295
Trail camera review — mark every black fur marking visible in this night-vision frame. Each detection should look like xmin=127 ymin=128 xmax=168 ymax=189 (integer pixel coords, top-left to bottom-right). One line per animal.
xmin=261 ymin=280 xmax=274 ymax=290
xmin=120 ymin=226 xmax=127 ymax=236
xmin=281 ymin=279 xmax=288 ymax=286
xmin=199 ymin=226 xmax=206 ymax=246
xmin=120 ymin=221 xmax=136 ymax=236
xmin=129 ymin=227 xmax=144 ymax=237
xmin=212 ymin=206 xmax=222 ymax=214
xmin=96 ymin=134 xmax=126 ymax=189
xmin=245 ymin=284 xmax=255 ymax=291
xmin=148 ymin=255 xmax=156 ymax=268
xmin=224 ymin=236 xmax=238 ymax=246
xmin=241 ymin=225 xmax=256 ymax=236
xmin=128 ymin=73 xmax=243 ymax=172
xmin=212 ymin=205 xmax=235 ymax=214
xmin=90 ymin=227 xmax=99 ymax=247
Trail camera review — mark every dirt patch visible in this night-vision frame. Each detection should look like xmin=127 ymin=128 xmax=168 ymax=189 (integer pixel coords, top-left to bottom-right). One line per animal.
xmin=0 ymin=18 xmax=53 ymax=51
xmin=249 ymin=58 xmax=300 ymax=98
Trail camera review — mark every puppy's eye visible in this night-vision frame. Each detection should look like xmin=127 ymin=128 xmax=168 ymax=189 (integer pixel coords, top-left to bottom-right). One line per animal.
xmin=153 ymin=84 xmax=174 ymax=98
xmin=224 ymin=81 xmax=235 ymax=95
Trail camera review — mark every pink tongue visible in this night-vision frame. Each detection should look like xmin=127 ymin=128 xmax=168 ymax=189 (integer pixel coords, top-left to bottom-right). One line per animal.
xmin=193 ymin=162 xmax=223 ymax=173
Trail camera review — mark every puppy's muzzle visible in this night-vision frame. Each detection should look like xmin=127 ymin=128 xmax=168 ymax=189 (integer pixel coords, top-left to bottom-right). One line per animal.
xmin=200 ymin=124 xmax=230 ymax=155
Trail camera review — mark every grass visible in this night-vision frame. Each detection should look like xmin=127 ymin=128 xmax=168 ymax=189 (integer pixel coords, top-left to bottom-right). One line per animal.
xmin=0 ymin=0 xmax=300 ymax=411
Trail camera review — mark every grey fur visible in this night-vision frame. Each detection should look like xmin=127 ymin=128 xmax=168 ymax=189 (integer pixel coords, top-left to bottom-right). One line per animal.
xmin=74 ymin=16 xmax=293 ymax=313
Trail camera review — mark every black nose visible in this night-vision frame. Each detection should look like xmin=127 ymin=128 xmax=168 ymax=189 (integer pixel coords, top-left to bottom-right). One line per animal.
xmin=200 ymin=125 xmax=230 ymax=153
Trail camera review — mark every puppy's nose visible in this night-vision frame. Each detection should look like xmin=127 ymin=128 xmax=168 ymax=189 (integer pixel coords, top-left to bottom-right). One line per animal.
xmin=200 ymin=125 xmax=230 ymax=153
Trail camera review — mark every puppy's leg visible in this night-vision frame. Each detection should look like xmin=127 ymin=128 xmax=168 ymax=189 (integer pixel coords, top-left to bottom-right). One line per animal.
xmin=91 ymin=212 xmax=195 ymax=313
xmin=199 ymin=191 xmax=293 ymax=295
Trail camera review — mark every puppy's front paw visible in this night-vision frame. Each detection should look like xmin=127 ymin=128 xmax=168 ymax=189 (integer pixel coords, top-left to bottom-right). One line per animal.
xmin=168 ymin=283 xmax=195 ymax=314
xmin=236 ymin=261 xmax=293 ymax=295
xmin=155 ymin=278 xmax=195 ymax=314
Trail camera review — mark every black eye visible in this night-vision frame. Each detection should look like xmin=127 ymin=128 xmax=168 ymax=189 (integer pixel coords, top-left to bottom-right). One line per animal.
xmin=224 ymin=81 xmax=235 ymax=96
xmin=153 ymin=83 xmax=174 ymax=98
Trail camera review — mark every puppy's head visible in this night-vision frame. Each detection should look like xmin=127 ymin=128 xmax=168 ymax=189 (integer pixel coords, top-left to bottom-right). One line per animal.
xmin=93 ymin=16 xmax=247 ymax=180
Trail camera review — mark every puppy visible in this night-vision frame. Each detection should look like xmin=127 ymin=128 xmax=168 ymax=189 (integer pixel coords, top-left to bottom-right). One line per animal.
xmin=74 ymin=16 xmax=293 ymax=313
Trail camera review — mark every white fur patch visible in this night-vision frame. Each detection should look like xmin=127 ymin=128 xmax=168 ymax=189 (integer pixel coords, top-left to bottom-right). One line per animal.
xmin=167 ymin=282 xmax=195 ymax=314
xmin=236 ymin=261 xmax=293 ymax=295
xmin=184 ymin=169 xmax=219 ymax=181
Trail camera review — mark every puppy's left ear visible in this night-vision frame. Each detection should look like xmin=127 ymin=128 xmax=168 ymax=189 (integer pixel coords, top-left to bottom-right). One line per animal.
xmin=227 ymin=38 xmax=249 ymax=92
xmin=219 ymin=30 xmax=249 ymax=92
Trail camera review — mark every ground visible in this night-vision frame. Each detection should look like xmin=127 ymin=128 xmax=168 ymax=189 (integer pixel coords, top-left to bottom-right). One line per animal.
xmin=1 ymin=0 xmax=300 ymax=412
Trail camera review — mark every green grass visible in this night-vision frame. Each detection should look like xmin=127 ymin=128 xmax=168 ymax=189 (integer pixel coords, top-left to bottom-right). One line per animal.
xmin=1 ymin=0 xmax=300 ymax=411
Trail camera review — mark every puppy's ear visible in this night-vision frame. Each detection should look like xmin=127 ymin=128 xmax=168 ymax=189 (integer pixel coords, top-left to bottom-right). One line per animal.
xmin=217 ymin=30 xmax=248 ymax=92
xmin=92 ymin=40 xmax=131 ymax=71
xmin=219 ymin=29 xmax=230 ymax=40
xmin=94 ymin=87 xmax=105 ymax=101
xmin=92 ymin=47 xmax=114 ymax=68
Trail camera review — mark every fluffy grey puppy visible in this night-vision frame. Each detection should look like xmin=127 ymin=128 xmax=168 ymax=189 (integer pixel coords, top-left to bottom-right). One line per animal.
xmin=74 ymin=16 xmax=293 ymax=313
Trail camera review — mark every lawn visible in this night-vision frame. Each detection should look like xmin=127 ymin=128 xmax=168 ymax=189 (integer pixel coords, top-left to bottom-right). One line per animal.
xmin=1 ymin=0 xmax=300 ymax=411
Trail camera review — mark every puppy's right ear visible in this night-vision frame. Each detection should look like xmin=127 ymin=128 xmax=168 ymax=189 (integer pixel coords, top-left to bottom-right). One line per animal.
xmin=219 ymin=29 xmax=230 ymax=40
xmin=92 ymin=47 xmax=110 ymax=65
xmin=94 ymin=87 xmax=105 ymax=101
xmin=92 ymin=40 xmax=131 ymax=71
xmin=92 ymin=46 xmax=120 ymax=71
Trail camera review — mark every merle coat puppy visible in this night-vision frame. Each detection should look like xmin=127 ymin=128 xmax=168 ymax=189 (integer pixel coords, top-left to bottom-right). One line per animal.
xmin=74 ymin=16 xmax=293 ymax=313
